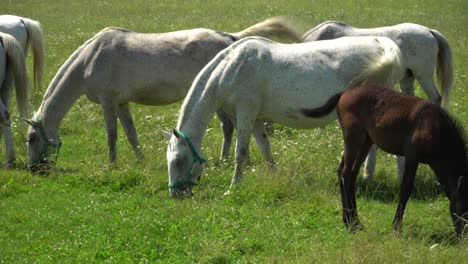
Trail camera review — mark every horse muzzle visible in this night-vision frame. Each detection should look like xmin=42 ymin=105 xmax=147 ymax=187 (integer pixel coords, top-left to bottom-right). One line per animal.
xmin=29 ymin=159 xmax=53 ymax=174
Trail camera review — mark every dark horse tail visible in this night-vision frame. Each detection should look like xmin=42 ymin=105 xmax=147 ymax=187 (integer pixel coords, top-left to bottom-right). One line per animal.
xmin=301 ymin=92 xmax=343 ymax=118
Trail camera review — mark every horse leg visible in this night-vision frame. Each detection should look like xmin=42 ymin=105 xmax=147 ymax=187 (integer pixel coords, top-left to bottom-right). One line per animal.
xmin=417 ymin=76 xmax=441 ymax=106
xmin=1 ymin=76 xmax=15 ymax=168
xmin=252 ymin=121 xmax=275 ymax=169
xmin=225 ymin=112 xmax=255 ymax=195
xmin=363 ymin=145 xmax=377 ymax=180
xmin=339 ymin=131 xmax=372 ymax=231
xmin=101 ymin=102 xmax=118 ymax=164
xmin=399 ymin=74 xmax=415 ymax=96
xmin=216 ymin=109 xmax=234 ymax=161
xmin=392 ymin=157 xmax=418 ymax=232
xmin=118 ymin=103 xmax=143 ymax=161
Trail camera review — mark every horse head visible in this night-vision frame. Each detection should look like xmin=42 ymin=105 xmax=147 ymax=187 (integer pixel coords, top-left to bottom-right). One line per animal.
xmin=163 ymin=129 xmax=206 ymax=198
xmin=24 ymin=116 xmax=61 ymax=174
xmin=451 ymin=174 xmax=468 ymax=238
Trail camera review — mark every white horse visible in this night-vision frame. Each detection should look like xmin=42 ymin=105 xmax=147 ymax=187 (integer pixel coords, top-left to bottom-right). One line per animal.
xmin=0 ymin=32 xmax=30 ymax=167
xmin=24 ymin=17 xmax=301 ymax=172
xmin=302 ymin=21 xmax=453 ymax=181
xmin=164 ymin=36 xmax=405 ymax=197
xmin=0 ymin=15 xmax=45 ymax=91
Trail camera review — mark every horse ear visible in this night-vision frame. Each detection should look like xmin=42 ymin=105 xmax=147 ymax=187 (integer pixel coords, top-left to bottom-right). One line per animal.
xmin=22 ymin=118 xmax=37 ymax=128
xmin=161 ymin=130 xmax=173 ymax=140
xmin=172 ymin=128 xmax=182 ymax=140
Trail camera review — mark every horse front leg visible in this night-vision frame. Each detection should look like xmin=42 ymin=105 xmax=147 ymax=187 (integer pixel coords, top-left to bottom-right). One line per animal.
xmin=101 ymin=102 xmax=118 ymax=164
xmin=118 ymin=103 xmax=143 ymax=161
xmin=216 ymin=109 xmax=234 ymax=161
xmin=392 ymin=158 xmax=418 ymax=232
xmin=225 ymin=113 xmax=255 ymax=195
xmin=339 ymin=132 xmax=372 ymax=231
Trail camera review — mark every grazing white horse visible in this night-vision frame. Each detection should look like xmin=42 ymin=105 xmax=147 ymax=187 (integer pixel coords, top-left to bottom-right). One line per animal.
xmin=164 ymin=36 xmax=405 ymax=197
xmin=302 ymin=21 xmax=453 ymax=181
xmin=0 ymin=15 xmax=45 ymax=91
xmin=24 ymin=17 xmax=301 ymax=172
xmin=0 ymin=32 xmax=30 ymax=167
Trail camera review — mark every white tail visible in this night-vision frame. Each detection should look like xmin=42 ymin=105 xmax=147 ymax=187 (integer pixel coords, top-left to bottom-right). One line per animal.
xmin=1 ymin=33 xmax=30 ymax=119
xmin=347 ymin=38 xmax=404 ymax=89
xmin=21 ymin=17 xmax=45 ymax=91
xmin=430 ymin=29 xmax=453 ymax=107
xmin=231 ymin=17 xmax=301 ymax=42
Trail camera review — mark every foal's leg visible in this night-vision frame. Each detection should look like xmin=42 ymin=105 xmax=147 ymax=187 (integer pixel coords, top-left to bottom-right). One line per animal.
xmin=118 ymin=103 xmax=143 ymax=161
xmin=392 ymin=158 xmax=418 ymax=232
xmin=101 ymin=102 xmax=118 ymax=164
xmin=252 ymin=121 xmax=275 ymax=169
xmin=339 ymin=132 xmax=372 ymax=230
xmin=216 ymin=109 xmax=234 ymax=160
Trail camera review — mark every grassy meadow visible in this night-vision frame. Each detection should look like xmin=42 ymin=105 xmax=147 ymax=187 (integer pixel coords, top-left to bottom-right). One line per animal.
xmin=1 ymin=0 xmax=468 ymax=262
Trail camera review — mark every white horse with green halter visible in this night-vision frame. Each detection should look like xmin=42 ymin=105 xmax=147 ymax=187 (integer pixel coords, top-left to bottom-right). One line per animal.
xmin=0 ymin=15 xmax=45 ymax=91
xmin=302 ymin=21 xmax=453 ymax=180
xmin=24 ymin=17 xmax=301 ymax=172
xmin=165 ymin=36 xmax=405 ymax=197
xmin=0 ymin=32 xmax=30 ymax=168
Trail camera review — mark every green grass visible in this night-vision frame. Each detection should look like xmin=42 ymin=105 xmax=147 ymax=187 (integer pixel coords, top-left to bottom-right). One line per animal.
xmin=1 ymin=0 xmax=468 ymax=262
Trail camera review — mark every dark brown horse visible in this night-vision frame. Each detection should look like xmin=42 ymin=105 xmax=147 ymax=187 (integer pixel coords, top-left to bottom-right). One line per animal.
xmin=301 ymin=84 xmax=468 ymax=237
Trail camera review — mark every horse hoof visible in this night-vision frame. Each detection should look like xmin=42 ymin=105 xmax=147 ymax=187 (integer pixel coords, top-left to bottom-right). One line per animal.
xmin=3 ymin=160 xmax=15 ymax=169
xmin=223 ymin=190 xmax=233 ymax=196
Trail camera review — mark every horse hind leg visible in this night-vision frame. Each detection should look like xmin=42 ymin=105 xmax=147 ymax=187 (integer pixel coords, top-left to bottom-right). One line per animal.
xmin=118 ymin=103 xmax=143 ymax=161
xmin=417 ymin=75 xmax=442 ymax=106
xmin=1 ymin=73 xmax=16 ymax=168
xmin=399 ymin=72 xmax=415 ymax=96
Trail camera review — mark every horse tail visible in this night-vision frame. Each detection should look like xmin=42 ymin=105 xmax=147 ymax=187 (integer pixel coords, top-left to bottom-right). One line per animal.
xmin=347 ymin=37 xmax=404 ymax=89
xmin=1 ymin=33 xmax=29 ymax=119
xmin=430 ymin=29 xmax=453 ymax=107
xmin=301 ymin=92 xmax=343 ymax=118
xmin=20 ymin=17 xmax=45 ymax=91
xmin=230 ymin=17 xmax=301 ymax=42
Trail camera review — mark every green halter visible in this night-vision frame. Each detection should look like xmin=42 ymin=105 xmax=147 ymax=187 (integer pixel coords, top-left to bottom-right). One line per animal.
xmin=168 ymin=130 xmax=206 ymax=189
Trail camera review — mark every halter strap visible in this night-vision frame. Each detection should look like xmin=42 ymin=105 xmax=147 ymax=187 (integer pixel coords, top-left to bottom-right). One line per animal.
xmin=34 ymin=115 xmax=62 ymax=164
xmin=176 ymin=130 xmax=206 ymax=164
xmin=168 ymin=130 xmax=206 ymax=189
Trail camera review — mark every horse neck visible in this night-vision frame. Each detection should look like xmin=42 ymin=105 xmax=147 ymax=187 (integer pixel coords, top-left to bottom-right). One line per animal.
xmin=176 ymin=83 xmax=220 ymax=151
xmin=38 ymin=70 xmax=84 ymax=133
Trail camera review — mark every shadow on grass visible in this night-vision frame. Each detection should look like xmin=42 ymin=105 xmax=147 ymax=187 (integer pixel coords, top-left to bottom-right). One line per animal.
xmin=355 ymin=170 xmax=444 ymax=203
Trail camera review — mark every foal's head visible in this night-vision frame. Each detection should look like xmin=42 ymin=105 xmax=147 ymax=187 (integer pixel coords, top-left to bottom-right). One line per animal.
xmin=441 ymin=113 xmax=468 ymax=236
xmin=164 ymin=129 xmax=206 ymax=198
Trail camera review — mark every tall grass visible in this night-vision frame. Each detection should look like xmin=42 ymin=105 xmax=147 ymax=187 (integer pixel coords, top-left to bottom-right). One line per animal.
xmin=1 ymin=0 xmax=467 ymax=262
